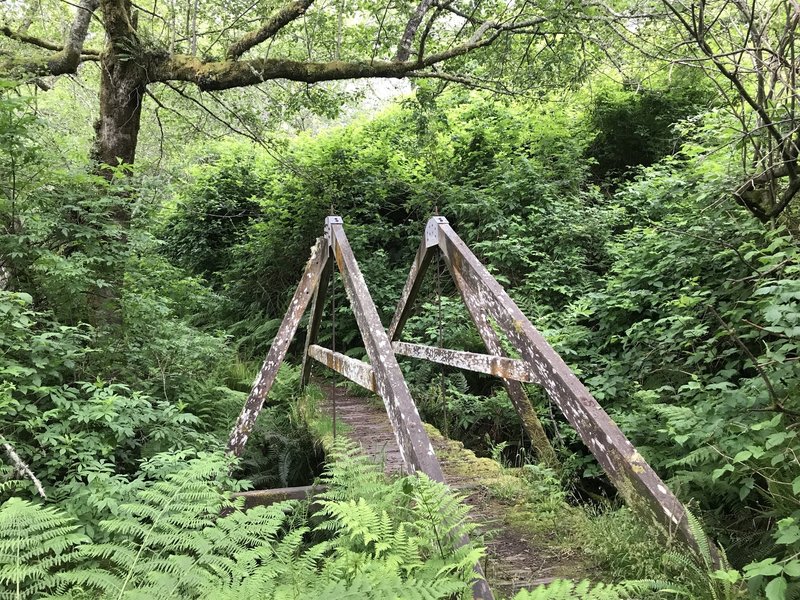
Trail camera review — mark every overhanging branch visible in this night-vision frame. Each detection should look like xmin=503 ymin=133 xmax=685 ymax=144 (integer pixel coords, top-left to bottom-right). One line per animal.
xmin=226 ymin=0 xmax=314 ymax=59
xmin=154 ymin=8 xmax=547 ymax=90
xmin=0 ymin=0 xmax=100 ymax=76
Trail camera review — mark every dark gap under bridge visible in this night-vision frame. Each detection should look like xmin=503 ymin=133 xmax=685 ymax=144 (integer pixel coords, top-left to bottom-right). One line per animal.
xmin=226 ymin=215 xmax=715 ymax=599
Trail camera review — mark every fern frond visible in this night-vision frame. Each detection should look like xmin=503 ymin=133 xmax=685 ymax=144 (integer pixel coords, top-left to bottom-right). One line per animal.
xmin=0 ymin=497 xmax=88 ymax=599
xmin=513 ymin=579 xmax=629 ymax=600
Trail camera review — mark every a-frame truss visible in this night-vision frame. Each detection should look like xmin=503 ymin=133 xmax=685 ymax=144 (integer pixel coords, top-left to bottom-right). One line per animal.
xmin=390 ymin=217 xmax=710 ymax=555
xmin=227 ymin=215 xmax=715 ymax=598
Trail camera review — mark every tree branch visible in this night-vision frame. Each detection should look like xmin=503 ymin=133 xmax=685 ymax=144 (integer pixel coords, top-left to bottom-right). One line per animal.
xmin=155 ymin=55 xmax=411 ymax=89
xmin=395 ymin=0 xmax=435 ymax=62
xmin=0 ymin=0 xmax=100 ymax=76
xmin=3 ymin=442 xmax=46 ymax=498
xmin=0 ymin=26 xmax=99 ymax=55
xmin=226 ymin=0 xmax=314 ymax=59
xmin=408 ymin=70 xmax=515 ymax=95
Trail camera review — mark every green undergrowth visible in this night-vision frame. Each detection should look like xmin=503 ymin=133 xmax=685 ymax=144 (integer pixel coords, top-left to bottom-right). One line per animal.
xmin=420 ymin=423 xmax=745 ymax=599
xmin=0 ymin=441 xmax=485 ymax=599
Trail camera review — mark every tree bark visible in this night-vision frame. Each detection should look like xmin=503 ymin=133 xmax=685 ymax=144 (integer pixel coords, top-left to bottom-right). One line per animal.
xmin=92 ymin=0 xmax=145 ymax=178
xmin=92 ymin=59 xmax=146 ymax=176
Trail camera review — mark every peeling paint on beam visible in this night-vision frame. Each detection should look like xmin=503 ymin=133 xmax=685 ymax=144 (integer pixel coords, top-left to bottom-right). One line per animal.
xmin=226 ymin=237 xmax=327 ymax=458
xmin=434 ymin=220 xmax=713 ymax=557
xmin=308 ymin=344 xmax=377 ymax=393
xmin=393 ymin=341 xmax=540 ymax=383
xmin=327 ymin=221 xmax=445 ymax=484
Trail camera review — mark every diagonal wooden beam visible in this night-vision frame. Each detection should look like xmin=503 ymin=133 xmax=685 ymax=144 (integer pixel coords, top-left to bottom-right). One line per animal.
xmin=392 ymin=341 xmax=540 ymax=383
xmin=301 ymin=249 xmax=333 ymax=387
xmin=227 ymin=237 xmax=328 ymax=457
xmin=308 ymin=344 xmax=377 ymax=393
xmin=387 ymin=228 xmax=438 ymax=341
xmin=325 ymin=217 xmax=492 ymax=599
xmin=449 ymin=264 xmax=559 ymax=469
xmin=433 ymin=217 xmax=713 ymax=556
xmin=326 ymin=217 xmax=444 ymax=482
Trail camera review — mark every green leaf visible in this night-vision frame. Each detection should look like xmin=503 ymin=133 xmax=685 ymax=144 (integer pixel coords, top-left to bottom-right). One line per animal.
xmin=766 ymin=432 xmax=788 ymax=449
xmin=783 ymin=561 xmax=800 ymax=577
xmin=765 ymin=576 xmax=787 ymax=600
xmin=764 ymin=304 xmax=783 ymax=323
xmin=712 ymin=464 xmax=734 ymax=481
xmin=733 ymin=450 xmax=751 ymax=463
xmin=712 ymin=569 xmax=741 ymax=584
xmin=792 ymin=476 xmax=800 ymax=496
xmin=744 ymin=558 xmax=783 ymax=577
xmin=776 ymin=526 xmax=800 ymax=545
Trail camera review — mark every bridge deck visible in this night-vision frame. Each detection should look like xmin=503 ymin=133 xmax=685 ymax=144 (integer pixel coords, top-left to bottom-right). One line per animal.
xmin=320 ymin=382 xmax=587 ymax=596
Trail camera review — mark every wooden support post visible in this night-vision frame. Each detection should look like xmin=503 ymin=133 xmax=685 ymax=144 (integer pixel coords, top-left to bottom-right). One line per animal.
xmin=327 ymin=217 xmax=445 ymax=482
xmin=388 ymin=233 xmax=435 ymax=341
xmin=327 ymin=217 xmax=492 ymax=600
xmin=227 ymin=237 xmax=328 ymax=457
xmin=434 ymin=217 xmax=712 ymax=556
xmin=301 ymin=250 xmax=333 ymax=387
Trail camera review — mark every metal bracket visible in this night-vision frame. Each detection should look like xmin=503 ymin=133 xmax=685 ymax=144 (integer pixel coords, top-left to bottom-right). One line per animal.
xmin=425 ymin=216 xmax=448 ymax=248
xmin=324 ymin=216 xmax=343 ymax=246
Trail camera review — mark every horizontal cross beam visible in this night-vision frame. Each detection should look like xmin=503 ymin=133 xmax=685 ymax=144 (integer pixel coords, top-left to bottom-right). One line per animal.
xmin=308 ymin=344 xmax=378 ymax=393
xmin=392 ymin=341 xmax=540 ymax=384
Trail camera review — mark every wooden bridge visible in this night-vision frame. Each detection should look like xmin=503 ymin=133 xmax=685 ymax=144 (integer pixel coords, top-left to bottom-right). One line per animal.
xmin=226 ymin=215 xmax=714 ymax=599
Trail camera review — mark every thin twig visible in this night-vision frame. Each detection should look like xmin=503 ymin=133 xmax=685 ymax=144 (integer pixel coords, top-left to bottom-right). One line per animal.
xmin=3 ymin=443 xmax=46 ymax=498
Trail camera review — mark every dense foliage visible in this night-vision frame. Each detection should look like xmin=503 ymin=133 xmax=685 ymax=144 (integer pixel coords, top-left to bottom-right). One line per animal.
xmin=1 ymin=3 xmax=799 ymax=594
xmin=161 ymin=78 xmax=799 ymax=597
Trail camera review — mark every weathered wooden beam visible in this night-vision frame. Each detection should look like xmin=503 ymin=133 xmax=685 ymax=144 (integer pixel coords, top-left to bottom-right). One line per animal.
xmin=301 ymin=250 xmax=333 ymax=387
xmin=434 ymin=218 xmax=711 ymax=555
xmin=227 ymin=237 xmax=328 ymax=457
xmin=308 ymin=344 xmax=377 ymax=393
xmin=392 ymin=341 xmax=540 ymax=383
xmin=327 ymin=217 xmax=492 ymax=600
xmin=454 ymin=274 xmax=560 ymax=469
xmin=326 ymin=217 xmax=445 ymax=483
xmin=387 ymin=231 xmax=436 ymax=341
xmin=232 ymin=484 xmax=324 ymax=509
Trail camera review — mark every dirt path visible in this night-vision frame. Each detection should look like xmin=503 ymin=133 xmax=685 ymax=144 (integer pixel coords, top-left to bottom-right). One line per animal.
xmin=317 ymin=382 xmax=589 ymax=598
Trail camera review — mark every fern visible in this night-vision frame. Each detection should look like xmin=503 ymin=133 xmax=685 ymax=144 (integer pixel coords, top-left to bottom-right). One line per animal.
xmin=317 ymin=439 xmax=393 ymax=506
xmin=0 ymin=444 xmax=490 ymax=599
xmin=0 ymin=465 xmax=22 ymax=496
xmin=654 ymin=509 xmax=741 ymax=600
xmin=0 ymin=497 xmax=88 ymax=600
xmin=512 ymin=578 xmax=682 ymax=600
xmin=67 ymin=452 xmax=295 ymax=599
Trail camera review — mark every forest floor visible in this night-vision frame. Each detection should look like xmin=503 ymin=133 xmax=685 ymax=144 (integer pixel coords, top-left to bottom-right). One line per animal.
xmin=315 ymin=382 xmax=594 ymax=598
